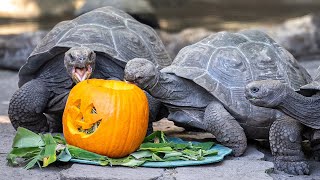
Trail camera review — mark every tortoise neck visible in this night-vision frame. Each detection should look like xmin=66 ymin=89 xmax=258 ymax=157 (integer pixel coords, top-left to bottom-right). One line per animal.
xmin=279 ymin=87 xmax=320 ymax=128
xmin=146 ymin=72 xmax=160 ymax=90
xmin=147 ymin=73 xmax=174 ymax=99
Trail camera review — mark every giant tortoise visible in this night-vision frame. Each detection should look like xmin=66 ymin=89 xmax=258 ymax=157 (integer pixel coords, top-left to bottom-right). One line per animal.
xmin=124 ymin=30 xmax=312 ymax=175
xmin=8 ymin=6 xmax=171 ymax=133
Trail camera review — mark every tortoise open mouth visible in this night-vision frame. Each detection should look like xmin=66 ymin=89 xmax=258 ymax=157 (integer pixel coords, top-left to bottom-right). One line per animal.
xmin=72 ymin=65 xmax=93 ymax=83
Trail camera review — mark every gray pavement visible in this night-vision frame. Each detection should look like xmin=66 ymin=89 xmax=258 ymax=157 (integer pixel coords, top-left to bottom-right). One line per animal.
xmin=1 ymin=59 xmax=320 ymax=179
xmin=0 ymin=116 xmax=275 ymax=180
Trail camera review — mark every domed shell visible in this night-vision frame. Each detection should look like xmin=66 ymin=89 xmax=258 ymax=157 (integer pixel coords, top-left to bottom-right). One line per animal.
xmin=18 ymin=6 xmax=171 ymax=87
xmin=162 ymin=30 xmax=311 ymax=116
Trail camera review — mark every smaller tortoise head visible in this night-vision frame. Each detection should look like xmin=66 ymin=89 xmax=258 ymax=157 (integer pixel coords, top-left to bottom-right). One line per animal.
xmin=64 ymin=47 xmax=96 ymax=83
xmin=124 ymin=58 xmax=159 ymax=90
xmin=245 ymin=80 xmax=287 ymax=108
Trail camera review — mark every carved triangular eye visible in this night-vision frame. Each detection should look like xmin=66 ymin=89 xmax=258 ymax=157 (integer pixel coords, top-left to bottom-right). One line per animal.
xmin=91 ymin=106 xmax=97 ymax=114
xmin=85 ymin=103 xmax=97 ymax=115
xmin=74 ymin=99 xmax=81 ymax=109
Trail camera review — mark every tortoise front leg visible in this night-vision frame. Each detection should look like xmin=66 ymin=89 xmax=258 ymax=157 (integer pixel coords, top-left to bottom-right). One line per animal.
xmin=145 ymin=92 xmax=166 ymax=135
xmin=8 ymin=79 xmax=51 ymax=132
xmin=203 ymin=101 xmax=247 ymax=156
xmin=270 ymin=114 xmax=309 ymax=175
xmin=310 ymin=129 xmax=320 ymax=160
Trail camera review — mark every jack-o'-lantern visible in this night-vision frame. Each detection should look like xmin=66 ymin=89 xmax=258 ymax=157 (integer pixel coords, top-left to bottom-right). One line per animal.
xmin=62 ymin=79 xmax=149 ymax=158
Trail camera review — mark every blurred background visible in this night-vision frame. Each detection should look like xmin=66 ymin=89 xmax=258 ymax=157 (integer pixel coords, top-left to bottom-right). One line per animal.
xmin=1 ymin=0 xmax=320 ymax=69
xmin=0 ymin=0 xmax=320 ymax=33
xmin=1 ymin=0 xmax=320 ymax=79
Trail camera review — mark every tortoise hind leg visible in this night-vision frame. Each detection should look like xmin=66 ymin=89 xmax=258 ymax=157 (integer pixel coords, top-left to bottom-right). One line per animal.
xmin=8 ymin=79 xmax=51 ymax=132
xmin=204 ymin=101 xmax=247 ymax=156
xmin=270 ymin=114 xmax=309 ymax=175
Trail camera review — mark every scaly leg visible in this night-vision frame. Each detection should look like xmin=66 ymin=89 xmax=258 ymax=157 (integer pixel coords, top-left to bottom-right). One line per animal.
xmin=203 ymin=101 xmax=247 ymax=156
xmin=8 ymin=79 xmax=51 ymax=132
xmin=269 ymin=115 xmax=309 ymax=175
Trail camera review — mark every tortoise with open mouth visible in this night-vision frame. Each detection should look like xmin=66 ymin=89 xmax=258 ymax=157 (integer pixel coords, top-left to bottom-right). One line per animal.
xmin=8 ymin=6 xmax=171 ymax=133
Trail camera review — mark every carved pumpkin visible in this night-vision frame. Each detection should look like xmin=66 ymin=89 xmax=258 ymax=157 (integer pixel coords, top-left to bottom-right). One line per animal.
xmin=62 ymin=79 xmax=149 ymax=158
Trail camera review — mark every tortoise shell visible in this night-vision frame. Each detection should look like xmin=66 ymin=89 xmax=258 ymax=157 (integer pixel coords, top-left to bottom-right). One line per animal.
xmin=18 ymin=6 xmax=171 ymax=87
xmin=162 ymin=30 xmax=311 ymax=120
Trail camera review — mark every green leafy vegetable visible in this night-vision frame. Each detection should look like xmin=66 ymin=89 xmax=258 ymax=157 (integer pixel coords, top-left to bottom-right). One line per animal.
xmin=7 ymin=128 xmax=219 ymax=169
xmin=12 ymin=127 xmax=45 ymax=148
xmin=42 ymin=134 xmax=57 ymax=167
xmin=67 ymin=144 xmax=110 ymax=165
xmin=7 ymin=127 xmax=62 ymax=169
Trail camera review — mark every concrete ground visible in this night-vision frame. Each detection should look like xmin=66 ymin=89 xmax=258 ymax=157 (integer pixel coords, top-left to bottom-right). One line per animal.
xmin=1 ymin=58 xmax=320 ymax=179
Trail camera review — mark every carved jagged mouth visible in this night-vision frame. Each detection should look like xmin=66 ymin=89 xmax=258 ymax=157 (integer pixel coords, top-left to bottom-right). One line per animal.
xmin=78 ymin=119 xmax=102 ymax=134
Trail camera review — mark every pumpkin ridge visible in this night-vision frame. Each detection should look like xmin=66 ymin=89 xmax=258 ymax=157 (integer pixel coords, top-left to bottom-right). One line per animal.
xmin=63 ymin=80 xmax=148 ymax=157
xmin=127 ymin=91 xmax=138 ymax=156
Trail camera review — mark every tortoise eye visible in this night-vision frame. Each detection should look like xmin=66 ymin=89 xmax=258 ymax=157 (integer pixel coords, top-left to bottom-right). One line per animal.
xmin=250 ymin=87 xmax=260 ymax=93
xmin=69 ymin=54 xmax=75 ymax=61
xmin=89 ymin=52 xmax=96 ymax=61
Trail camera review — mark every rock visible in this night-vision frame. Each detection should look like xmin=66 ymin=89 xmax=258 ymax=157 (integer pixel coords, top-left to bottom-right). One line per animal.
xmin=0 ymin=31 xmax=47 ymax=71
xmin=0 ymin=0 xmax=75 ymax=19
xmin=158 ymin=14 xmax=320 ymax=60
xmin=158 ymin=28 xmax=213 ymax=58
xmin=296 ymin=56 xmax=320 ymax=78
xmin=76 ymin=0 xmax=159 ymax=28
xmin=153 ymin=118 xmax=185 ymax=133
xmin=265 ymin=14 xmax=320 ymax=58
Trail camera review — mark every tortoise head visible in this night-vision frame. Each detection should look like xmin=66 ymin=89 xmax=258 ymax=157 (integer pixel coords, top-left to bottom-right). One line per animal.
xmin=245 ymin=79 xmax=287 ymax=108
xmin=124 ymin=58 xmax=159 ymax=90
xmin=64 ymin=47 xmax=96 ymax=83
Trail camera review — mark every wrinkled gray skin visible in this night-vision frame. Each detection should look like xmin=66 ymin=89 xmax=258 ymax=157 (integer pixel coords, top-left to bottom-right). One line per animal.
xmin=245 ymin=80 xmax=320 ymax=129
xmin=245 ymin=79 xmax=320 ymax=159
xmin=8 ymin=6 xmax=171 ymax=134
xmin=124 ymin=30 xmax=313 ymax=175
